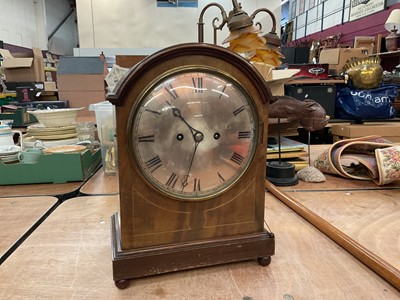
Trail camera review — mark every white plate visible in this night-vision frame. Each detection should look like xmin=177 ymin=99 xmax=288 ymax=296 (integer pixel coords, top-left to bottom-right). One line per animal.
xmin=27 ymin=124 xmax=77 ymax=132
xmin=30 ymin=133 xmax=78 ymax=140
xmin=0 ymin=153 xmax=19 ymax=162
xmin=23 ymin=136 xmax=79 ymax=148
xmin=0 ymin=145 xmax=21 ymax=156
xmin=43 ymin=145 xmax=86 ymax=154
xmin=27 ymin=129 xmax=77 ymax=136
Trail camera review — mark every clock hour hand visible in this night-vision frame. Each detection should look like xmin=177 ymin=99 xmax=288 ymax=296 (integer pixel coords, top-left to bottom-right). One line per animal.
xmin=166 ymin=101 xmax=204 ymax=140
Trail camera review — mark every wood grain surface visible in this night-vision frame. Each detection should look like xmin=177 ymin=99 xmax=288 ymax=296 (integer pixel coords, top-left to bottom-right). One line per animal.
xmin=0 ymin=182 xmax=83 ymax=198
xmin=79 ymin=169 xmax=119 ymax=195
xmin=0 ymin=196 xmax=58 ymax=260
xmin=290 ymin=189 xmax=400 ymax=270
xmin=0 ymin=195 xmax=398 ymax=299
xmin=273 ymin=143 xmax=400 ymax=290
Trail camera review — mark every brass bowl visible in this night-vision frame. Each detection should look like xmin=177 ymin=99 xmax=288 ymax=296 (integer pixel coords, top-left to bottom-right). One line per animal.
xmin=342 ymin=57 xmax=383 ymax=90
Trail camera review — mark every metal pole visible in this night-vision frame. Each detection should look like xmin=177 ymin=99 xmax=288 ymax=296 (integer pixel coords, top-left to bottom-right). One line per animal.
xmin=48 ymin=9 xmax=75 ymax=41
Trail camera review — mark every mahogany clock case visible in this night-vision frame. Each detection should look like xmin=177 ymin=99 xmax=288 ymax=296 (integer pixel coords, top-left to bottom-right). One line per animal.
xmin=108 ymin=43 xmax=274 ymax=284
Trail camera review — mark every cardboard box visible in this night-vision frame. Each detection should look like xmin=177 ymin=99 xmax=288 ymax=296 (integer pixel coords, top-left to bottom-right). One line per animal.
xmin=44 ymin=81 xmax=57 ymax=92
xmin=0 ymin=48 xmax=45 ymax=82
xmin=57 ymin=74 xmax=105 ymax=91
xmin=57 ymin=56 xmax=107 ymax=116
xmin=331 ymin=123 xmax=400 ymax=143
xmin=115 ymin=55 xmax=147 ymax=68
xmin=319 ymin=48 xmax=369 ymax=74
xmin=333 ymin=135 xmax=400 ymax=143
xmin=267 ymin=69 xmax=301 ymax=96
xmin=252 ymin=63 xmax=301 ymax=96
xmin=354 ymin=36 xmax=375 ymax=54
xmin=0 ymin=149 xmax=102 ymax=185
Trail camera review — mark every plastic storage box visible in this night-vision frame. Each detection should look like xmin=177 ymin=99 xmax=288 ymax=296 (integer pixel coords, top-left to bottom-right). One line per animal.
xmin=0 ymin=149 xmax=102 ymax=185
xmin=89 ymin=101 xmax=117 ymax=174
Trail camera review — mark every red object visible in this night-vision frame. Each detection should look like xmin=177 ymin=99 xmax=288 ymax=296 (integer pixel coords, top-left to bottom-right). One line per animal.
xmin=288 ymin=64 xmax=329 ymax=79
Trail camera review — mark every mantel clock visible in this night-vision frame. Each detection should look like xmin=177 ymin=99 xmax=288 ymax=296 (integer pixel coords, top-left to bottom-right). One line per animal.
xmin=108 ymin=42 xmax=274 ymax=289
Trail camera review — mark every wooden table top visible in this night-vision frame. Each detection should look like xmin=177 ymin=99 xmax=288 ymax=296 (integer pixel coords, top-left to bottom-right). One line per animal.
xmin=288 ymin=189 xmax=400 ymax=270
xmin=0 ymin=196 xmax=58 ymax=262
xmin=273 ymin=143 xmax=400 ymax=288
xmin=79 ymin=169 xmax=119 ymax=195
xmin=0 ymin=195 xmax=398 ymax=299
xmin=82 ymin=148 xmax=400 ymax=196
xmin=0 ymin=181 xmax=83 ymax=199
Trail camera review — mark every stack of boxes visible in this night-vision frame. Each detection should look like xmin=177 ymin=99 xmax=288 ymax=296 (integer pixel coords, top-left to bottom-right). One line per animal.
xmin=318 ymin=47 xmax=369 ymax=75
xmin=57 ymin=56 xmax=108 ymax=117
xmin=0 ymin=48 xmax=45 ymax=83
xmin=331 ymin=123 xmax=400 ymax=143
xmin=0 ymin=47 xmax=62 ymax=126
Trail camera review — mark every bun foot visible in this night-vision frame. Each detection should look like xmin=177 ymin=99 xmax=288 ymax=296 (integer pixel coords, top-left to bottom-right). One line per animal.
xmin=115 ymin=279 xmax=130 ymax=289
xmin=257 ymin=256 xmax=271 ymax=266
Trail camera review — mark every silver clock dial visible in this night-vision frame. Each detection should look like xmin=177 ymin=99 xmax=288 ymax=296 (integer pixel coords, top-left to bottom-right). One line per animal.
xmin=131 ymin=69 xmax=258 ymax=200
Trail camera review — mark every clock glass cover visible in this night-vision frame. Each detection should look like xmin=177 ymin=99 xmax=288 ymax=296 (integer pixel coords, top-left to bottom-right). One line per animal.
xmin=130 ymin=67 xmax=258 ymax=200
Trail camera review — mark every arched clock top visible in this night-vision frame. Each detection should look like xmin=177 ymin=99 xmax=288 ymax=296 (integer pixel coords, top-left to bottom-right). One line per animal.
xmin=107 ymin=42 xmax=273 ymax=106
xmin=109 ymin=41 xmax=275 ymax=282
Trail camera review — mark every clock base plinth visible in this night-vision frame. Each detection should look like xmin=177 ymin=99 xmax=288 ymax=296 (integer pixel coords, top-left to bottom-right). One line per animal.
xmin=111 ymin=213 xmax=274 ymax=289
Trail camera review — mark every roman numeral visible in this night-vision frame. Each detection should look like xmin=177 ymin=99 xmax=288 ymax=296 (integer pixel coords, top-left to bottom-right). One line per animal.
xmin=233 ymin=105 xmax=245 ymax=116
xmin=231 ymin=152 xmax=244 ymax=165
xmin=165 ymin=84 xmax=178 ymax=99
xmin=192 ymin=77 xmax=203 ymax=93
xmin=217 ymin=172 xmax=225 ymax=183
xmin=238 ymin=131 xmax=251 ymax=139
xmin=145 ymin=155 xmax=162 ymax=172
xmin=138 ymin=135 xmax=155 ymax=142
xmin=166 ymin=173 xmax=178 ymax=188
xmin=193 ymin=178 xmax=201 ymax=192
xmin=144 ymin=107 xmax=161 ymax=115
xmin=218 ymin=84 xmax=227 ymax=99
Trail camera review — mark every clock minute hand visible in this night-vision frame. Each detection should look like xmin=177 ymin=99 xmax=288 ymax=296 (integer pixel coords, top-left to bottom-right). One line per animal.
xmin=165 ymin=101 xmax=204 ymax=191
xmin=180 ymin=129 xmax=204 ymax=191
xmin=181 ymin=140 xmax=200 ymax=191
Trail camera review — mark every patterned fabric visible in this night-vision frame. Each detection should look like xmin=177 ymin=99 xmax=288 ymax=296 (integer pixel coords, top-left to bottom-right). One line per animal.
xmin=375 ymin=146 xmax=400 ymax=185
xmin=314 ymin=135 xmax=400 ymax=186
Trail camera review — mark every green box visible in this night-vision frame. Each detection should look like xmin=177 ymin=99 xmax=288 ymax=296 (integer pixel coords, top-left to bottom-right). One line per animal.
xmin=0 ymin=149 xmax=102 ymax=185
xmin=0 ymin=93 xmax=16 ymax=105
xmin=0 ymin=107 xmax=37 ymax=126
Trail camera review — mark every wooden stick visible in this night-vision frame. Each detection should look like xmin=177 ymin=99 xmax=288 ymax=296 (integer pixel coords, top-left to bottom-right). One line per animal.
xmin=265 ymin=180 xmax=400 ymax=291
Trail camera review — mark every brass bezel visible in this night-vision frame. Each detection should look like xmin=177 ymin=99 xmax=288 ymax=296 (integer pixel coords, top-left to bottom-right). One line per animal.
xmin=126 ymin=65 xmax=259 ymax=201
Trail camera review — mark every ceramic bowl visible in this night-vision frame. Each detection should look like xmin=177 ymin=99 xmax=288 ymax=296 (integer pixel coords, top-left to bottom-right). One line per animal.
xmin=28 ymin=108 xmax=84 ymax=127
